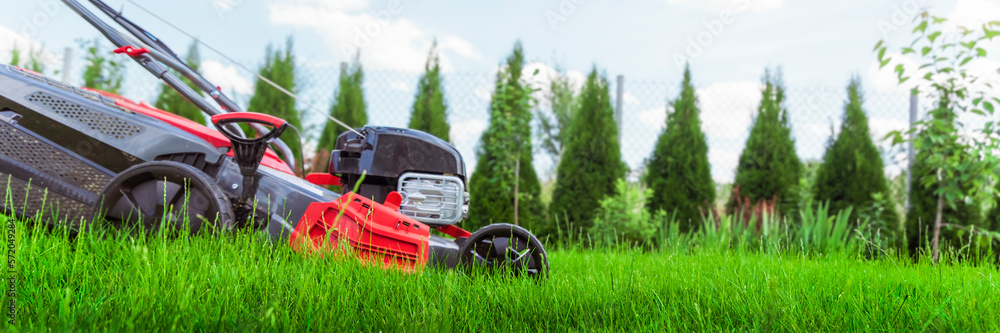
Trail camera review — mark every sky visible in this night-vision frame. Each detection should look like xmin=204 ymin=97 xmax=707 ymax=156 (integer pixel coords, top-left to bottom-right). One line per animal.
xmin=1 ymin=0 xmax=998 ymax=183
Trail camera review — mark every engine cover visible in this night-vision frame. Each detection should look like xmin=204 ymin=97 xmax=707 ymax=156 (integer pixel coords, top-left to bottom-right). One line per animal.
xmin=330 ymin=126 xmax=466 ymax=212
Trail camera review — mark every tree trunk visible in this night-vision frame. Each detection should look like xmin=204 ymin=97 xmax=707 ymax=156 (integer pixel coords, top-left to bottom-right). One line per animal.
xmin=931 ymin=184 xmax=944 ymax=263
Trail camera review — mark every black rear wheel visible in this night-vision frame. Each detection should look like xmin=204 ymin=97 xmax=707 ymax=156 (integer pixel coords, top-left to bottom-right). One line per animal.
xmin=91 ymin=161 xmax=234 ymax=235
xmin=458 ymin=223 xmax=549 ymax=278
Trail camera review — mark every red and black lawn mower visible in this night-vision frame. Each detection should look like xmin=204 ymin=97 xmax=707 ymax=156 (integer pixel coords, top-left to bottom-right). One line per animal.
xmin=0 ymin=0 xmax=548 ymax=277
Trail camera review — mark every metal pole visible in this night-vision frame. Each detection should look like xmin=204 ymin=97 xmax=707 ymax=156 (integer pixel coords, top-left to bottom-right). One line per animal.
xmin=340 ymin=62 xmax=348 ymax=76
xmin=61 ymin=47 xmax=72 ymax=83
xmin=615 ymin=75 xmax=624 ymax=142
xmin=905 ymin=92 xmax=918 ymax=212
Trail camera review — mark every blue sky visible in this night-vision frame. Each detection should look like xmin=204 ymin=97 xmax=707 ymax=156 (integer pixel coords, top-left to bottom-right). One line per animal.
xmin=2 ymin=0 xmax=998 ymax=182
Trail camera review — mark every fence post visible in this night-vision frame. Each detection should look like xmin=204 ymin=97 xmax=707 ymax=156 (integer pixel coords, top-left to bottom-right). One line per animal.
xmin=62 ymin=47 xmax=72 ymax=83
xmin=615 ymin=75 xmax=624 ymax=143
xmin=905 ymin=92 xmax=918 ymax=212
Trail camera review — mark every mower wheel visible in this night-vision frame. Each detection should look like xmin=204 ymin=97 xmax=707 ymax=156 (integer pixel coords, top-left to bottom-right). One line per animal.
xmin=458 ymin=223 xmax=549 ymax=278
xmin=91 ymin=161 xmax=235 ymax=235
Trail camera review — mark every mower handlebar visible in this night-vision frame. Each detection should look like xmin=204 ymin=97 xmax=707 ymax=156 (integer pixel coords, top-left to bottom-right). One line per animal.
xmin=211 ymin=112 xmax=288 ymax=144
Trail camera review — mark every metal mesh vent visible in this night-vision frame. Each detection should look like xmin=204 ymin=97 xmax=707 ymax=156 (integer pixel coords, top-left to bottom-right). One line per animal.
xmin=0 ymin=122 xmax=112 ymax=193
xmin=26 ymin=92 xmax=143 ymax=139
xmin=0 ymin=172 xmax=90 ymax=227
xmin=397 ymin=173 xmax=466 ymax=225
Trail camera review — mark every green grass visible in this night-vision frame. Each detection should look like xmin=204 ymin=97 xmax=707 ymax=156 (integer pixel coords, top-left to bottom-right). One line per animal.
xmin=2 ymin=214 xmax=999 ymax=332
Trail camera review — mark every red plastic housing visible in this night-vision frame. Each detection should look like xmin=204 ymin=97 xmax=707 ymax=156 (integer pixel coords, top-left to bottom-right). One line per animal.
xmin=289 ymin=191 xmax=431 ymax=271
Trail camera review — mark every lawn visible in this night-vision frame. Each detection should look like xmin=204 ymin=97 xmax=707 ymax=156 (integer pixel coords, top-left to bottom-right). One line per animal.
xmin=2 ymin=214 xmax=998 ymax=332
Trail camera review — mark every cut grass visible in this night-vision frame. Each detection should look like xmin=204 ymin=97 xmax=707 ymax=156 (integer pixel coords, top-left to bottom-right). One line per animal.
xmin=2 ymin=215 xmax=999 ymax=332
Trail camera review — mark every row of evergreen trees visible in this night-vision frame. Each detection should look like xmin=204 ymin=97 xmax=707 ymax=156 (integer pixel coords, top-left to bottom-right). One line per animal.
xmin=48 ymin=39 xmax=998 ymax=252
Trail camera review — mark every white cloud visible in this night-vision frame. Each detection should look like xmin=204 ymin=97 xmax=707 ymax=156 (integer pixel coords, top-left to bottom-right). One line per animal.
xmin=697 ymin=80 xmax=762 ymax=139
xmin=665 ymin=0 xmax=783 ymax=13
xmin=268 ymin=0 xmax=481 ymax=72
xmin=708 ymin=149 xmax=740 ymax=183
xmin=450 ymin=118 xmax=487 ymax=144
xmin=947 ymin=0 xmax=1000 ymax=30
xmin=201 ymin=60 xmax=253 ymax=96
xmin=0 ymin=26 xmax=60 ymax=70
xmin=638 ymin=107 xmax=667 ymax=130
xmin=389 ymin=80 xmax=410 ymax=92
xmin=623 ymin=92 xmax=640 ymax=105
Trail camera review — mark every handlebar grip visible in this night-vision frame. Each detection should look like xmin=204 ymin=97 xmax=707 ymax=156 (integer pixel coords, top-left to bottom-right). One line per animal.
xmin=211 ymin=112 xmax=288 ymax=144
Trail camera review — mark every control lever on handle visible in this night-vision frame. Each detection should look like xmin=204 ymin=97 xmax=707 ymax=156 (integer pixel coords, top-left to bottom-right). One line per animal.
xmin=211 ymin=112 xmax=288 ymax=202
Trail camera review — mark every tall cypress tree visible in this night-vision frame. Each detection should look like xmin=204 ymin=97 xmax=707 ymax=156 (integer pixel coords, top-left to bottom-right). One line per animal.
xmin=643 ymin=65 xmax=714 ymax=232
xmin=466 ymin=41 xmax=544 ymax=232
xmin=813 ymin=78 xmax=900 ymax=234
xmin=153 ymin=41 xmax=206 ymax=124
xmin=728 ymin=69 xmax=802 ymax=217
xmin=408 ymin=42 xmax=450 ymax=141
xmin=247 ymin=38 xmax=302 ymax=162
xmin=549 ymin=67 xmax=626 ymax=233
xmin=319 ymin=56 xmax=366 ymax=157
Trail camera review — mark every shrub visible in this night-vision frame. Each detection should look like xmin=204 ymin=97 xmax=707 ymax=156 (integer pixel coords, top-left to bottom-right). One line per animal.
xmin=590 ymin=179 xmax=660 ymax=247
xmin=408 ymin=42 xmax=450 ymax=142
xmin=153 ymin=41 xmax=206 ymax=125
xmin=643 ymin=65 xmax=714 ymax=232
xmin=813 ymin=78 xmax=901 ymax=240
xmin=466 ymin=41 xmax=544 ymax=232
xmin=81 ymin=38 xmax=124 ymax=94
xmin=727 ymin=69 xmax=802 ymax=218
xmin=549 ymin=67 xmax=626 ymax=233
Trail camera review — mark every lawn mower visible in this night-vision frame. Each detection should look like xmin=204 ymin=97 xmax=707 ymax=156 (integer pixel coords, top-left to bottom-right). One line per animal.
xmin=0 ymin=0 xmax=548 ymax=276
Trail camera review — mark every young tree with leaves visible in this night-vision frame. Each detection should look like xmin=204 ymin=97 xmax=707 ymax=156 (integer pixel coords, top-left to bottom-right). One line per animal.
xmin=408 ymin=42 xmax=449 ymax=141
xmin=81 ymin=38 xmax=124 ymax=94
xmin=728 ymin=69 xmax=802 ymax=217
xmin=536 ymin=65 xmax=577 ymax=167
xmin=153 ymin=41 xmax=206 ymax=124
xmin=247 ymin=38 xmax=303 ymax=163
xmin=466 ymin=41 xmax=544 ymax=232
xmin=878 ymin=14 xmax=1000 ymax=262
xmin=549 ymin=67 xmax=626 ymax=234
xmin=813 ymin=78 xmax=900 ymax=238
xmin=644 ymin=65 xmax=714 ymax=232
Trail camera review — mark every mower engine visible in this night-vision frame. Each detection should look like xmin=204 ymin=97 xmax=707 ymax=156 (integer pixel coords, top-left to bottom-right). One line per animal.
xmin=331 ymin=127 xmax=468 ymax=226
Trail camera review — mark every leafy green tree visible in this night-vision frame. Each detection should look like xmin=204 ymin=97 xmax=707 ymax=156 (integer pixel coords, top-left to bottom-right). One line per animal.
xmin=81 ymin=38 xmax=124 ymax=94
xmin=643 ymin=65 xmax=714 ymax=232
xmin=549 ymin=67 xmax=626 ymax=234
xmin=536 ymin=65 xmax=577 ymax=166
xmin=408 ymin=42 xmax=449 ymax=141
xmin=813 ymin=78 xmax=900 ymax=238
xmin=878 ymin=14 xmax=1000 ymax=262
xmin=153 ymin=41 xmax=206 ymax=124
xmin=728 ymin=69 xmax=802 ymax=217
xmin=467 ymin=41 xmax=544 ymax=232
xmin=247 ymin=38 xmax=303 ymax=163
xmin=9 ymin=46 xmax=21 ymax=67
xmin=906 ymin=127 xmax=984 ymax=258
xmin=591 ymin=179 xmax=660 ymax=247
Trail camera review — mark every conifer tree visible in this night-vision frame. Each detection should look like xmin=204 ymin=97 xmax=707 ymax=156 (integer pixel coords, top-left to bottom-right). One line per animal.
xmin=153 ymin=41 xmax=206 ymax=124
xmin=247 ymin=38 xmax=303 ymax=162
xmin=549 ymin=67 xmax=626 ymax=233
xmin=408 ymin=42 xmax=450 ymax=141
xmin=466 ymin=41 xmax=544 ymax=231
xmin=813 ymin=78 xmax=900 ymax=234
xmin=728 ymin=69 xmax=802 ymax=217
xmin=315 ymin=56 xmax=366 ymax=173
xmin=643 ymin=64 xmax=714 ymax=232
